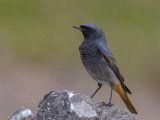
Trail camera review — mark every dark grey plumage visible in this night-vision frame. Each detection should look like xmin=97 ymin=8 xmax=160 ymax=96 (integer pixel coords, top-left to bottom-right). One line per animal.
xmin=79 ymin=24 xmax=116 ymax=85
xmin=74 ymin=24 xmax=130 ymax=93
xmin=73 ymin=24 xmax=137 ymax=114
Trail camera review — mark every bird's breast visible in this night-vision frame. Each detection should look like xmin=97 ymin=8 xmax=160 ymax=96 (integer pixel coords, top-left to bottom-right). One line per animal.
xmin=79 ymin=43 xmax=100 ymax=60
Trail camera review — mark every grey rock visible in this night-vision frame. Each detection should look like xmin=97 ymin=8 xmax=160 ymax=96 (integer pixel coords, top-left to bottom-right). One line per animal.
xmin=35 ymin=90 xmax=136 ymax=120
xmin=8 ymin=107 xmax=34 ymax=120
xmin=8 ymin=90 xmax=136 ymax=120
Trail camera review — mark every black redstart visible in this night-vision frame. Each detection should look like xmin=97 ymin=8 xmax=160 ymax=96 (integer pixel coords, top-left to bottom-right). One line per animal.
xmin=73 ymin=24 xmax=137 ymax=114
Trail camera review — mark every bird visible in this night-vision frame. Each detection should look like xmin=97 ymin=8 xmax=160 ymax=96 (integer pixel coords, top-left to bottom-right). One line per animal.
xmin=72 ymin=24 xmax=137 ymax=114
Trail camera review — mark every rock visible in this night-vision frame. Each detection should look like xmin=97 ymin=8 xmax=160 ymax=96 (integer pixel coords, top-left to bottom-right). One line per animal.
xmin=8 ymin=90 xmax=136 ymax=120
xmin=8 ymin=107 xmax=34 ymax=120
xmin=35 ymin=90 xmax=136 ymax=120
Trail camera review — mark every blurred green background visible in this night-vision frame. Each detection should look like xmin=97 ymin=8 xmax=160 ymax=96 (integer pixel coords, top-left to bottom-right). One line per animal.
xmin=0 ymin=0 xmax=160 ymax=119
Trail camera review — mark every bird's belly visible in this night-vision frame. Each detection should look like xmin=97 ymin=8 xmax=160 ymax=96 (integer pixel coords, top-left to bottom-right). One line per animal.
xmin=81 ymin=56 xmax=117 ymax=85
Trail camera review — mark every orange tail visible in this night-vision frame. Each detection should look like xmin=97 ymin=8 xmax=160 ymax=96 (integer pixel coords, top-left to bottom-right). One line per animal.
xmin=113 ymin=82 xmax=138 ymax=114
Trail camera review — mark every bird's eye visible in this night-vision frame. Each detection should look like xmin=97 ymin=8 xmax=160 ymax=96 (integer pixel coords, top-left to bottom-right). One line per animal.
xmin=88 ymin=27 xmax=93 ymax=31
xmin=80 ymin=26 xmax=84 ymax=29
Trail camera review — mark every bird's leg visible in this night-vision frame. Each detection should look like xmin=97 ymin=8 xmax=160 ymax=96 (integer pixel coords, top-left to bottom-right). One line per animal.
xmin=106 ymin=83 xmax=114 ymax=107
xmin=91 ymin=83 xmax=102 ymax=98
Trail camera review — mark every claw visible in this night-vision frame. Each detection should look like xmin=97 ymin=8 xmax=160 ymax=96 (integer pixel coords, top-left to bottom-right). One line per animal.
xmin=106 ymin=103 xmax=114 ymax=107
xmin=100 ymin=102 xmax=114 ymax=107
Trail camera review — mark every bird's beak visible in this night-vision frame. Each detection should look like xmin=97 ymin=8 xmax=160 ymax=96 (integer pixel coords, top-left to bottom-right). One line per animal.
xmin=72 ymin=26 xmax=84 ymax=31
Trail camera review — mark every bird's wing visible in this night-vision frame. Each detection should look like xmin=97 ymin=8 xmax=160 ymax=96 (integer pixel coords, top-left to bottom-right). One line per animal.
xmin=100 ymin=49 xmax=124 ymax=82
xmin=99 ymin=48 xmax=131 ymax=94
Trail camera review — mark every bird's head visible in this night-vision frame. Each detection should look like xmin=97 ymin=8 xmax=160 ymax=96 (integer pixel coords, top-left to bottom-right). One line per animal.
xmin=73 ymin=24 xmax=105 ymax=40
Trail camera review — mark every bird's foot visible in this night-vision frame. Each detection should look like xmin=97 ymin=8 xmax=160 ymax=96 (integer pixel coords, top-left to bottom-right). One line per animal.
xmin=100 ymin=102 xmax=114 ymax=107
xmin=106 ymin=102 xmax=114 ymax=107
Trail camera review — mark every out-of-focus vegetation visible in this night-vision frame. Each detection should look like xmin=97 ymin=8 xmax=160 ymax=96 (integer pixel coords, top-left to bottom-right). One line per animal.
xmin=0 ymin=0 xmax=160 ymax=120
